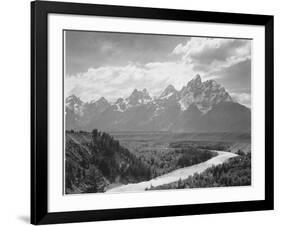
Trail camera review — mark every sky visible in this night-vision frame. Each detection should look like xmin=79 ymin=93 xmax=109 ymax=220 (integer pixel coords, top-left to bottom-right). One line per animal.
xmin=65 ymin=30 xmax=251 ymax=107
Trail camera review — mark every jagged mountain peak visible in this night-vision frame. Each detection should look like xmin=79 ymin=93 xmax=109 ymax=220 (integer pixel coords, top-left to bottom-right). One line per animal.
xmin=127 ymin=88 xmax=152 ymax=105
xmin=130 ymin=88 xmax=150 ymax=96
xmin=95 ymin=97 xmax=109 ymax=105
xmin=163 ymin=84 xmax=176 ymax=93
xmin=180 ymin=74 xmax=203 ymax=97
xmin=179 ymin=75 xmax=233 ymax=113
xmin=165 ymin=84 xmax=176 ymax=90
xmin=159 ymin=84 xmax=178 ymax=99
xmin=66 ymin=94 xmax=83 ymax=104
xmin=65 ymin=75 xmax=250 ymax=132
xmin=89 ymin=99 xmax=96 ymax=104
xmin=65 ymin=94 xmax=84 ymax=117
xmin=202 ymin=79 xmax=221 ymax=90
xmin=116 ymin=97 xmax=124 ymax=104
xmin=98 ymin=96 xmax=108 ymax=102
xmin=142 ymin=88 xmax=148 ymax=93
xmin=194 ymin=74 xmax=202 ymax=81
xmin=187 ymin=74 xmax=202 ymax=87
xmin=113 ymin=98 xmax=128 ymax=112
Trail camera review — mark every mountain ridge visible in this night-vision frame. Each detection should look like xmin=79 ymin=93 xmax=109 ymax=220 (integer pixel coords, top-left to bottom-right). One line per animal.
xmin=65 ymin=74 xmax=251 ymax=132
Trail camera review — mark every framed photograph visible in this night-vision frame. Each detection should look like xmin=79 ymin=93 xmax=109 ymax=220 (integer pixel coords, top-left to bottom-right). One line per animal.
xmin=31 ymin=1 xmax=274 ymax=224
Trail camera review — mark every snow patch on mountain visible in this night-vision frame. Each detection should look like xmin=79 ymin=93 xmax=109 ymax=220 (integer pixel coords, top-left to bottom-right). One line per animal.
xmin=65 ymin=95 xmax=84 ymax=116
xmin=178 ymin=99 xmax=188 ymax=111
xmin=114 ymin=98 xmax=129 ymax=112
xmin=178 ymin=74 xmax=233 ymax=113
xmin=159 ymin=84 xmax=178 ymax=100
xmin=127 ymin=88 xmax=152 ymax=106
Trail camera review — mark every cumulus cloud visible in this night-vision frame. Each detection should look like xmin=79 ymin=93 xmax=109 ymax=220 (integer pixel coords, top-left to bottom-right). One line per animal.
xmin=231 ymin=92 xmax=251 ymax=108
xmin=65 ymin=34 xmax=251 ymax=106
xmin=66 ymin=62 xmax=196 ymax=102
xmin=172 ymin=37 xmax=251 ymax=74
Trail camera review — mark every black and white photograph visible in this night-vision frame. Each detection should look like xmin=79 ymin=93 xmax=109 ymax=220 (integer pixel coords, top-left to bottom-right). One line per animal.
xmin=64 ymin=30 xmax=252 ymax=194
xmin=0 ymin=0 xmax=277 ymax=225
xmin=28 ymin=1 xmax=274 ymax=224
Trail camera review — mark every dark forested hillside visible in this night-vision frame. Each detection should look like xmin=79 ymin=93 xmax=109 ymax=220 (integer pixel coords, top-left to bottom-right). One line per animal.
xmin=65 ymin=129 xmax=220 ymax=194
xmin=147 ymin=153 xmax=251 ymax=190
xmin=65 ymin=130 xmax=151 ymax=194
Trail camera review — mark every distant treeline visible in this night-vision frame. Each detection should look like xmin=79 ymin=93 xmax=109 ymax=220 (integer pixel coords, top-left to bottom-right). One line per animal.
xmin=147 ymin=152 xmax=251 ymax=190
xmin=169 ymin=140 xmax=231 ymax=151
xmin=134 ymin=145 xmax=217 ymax=178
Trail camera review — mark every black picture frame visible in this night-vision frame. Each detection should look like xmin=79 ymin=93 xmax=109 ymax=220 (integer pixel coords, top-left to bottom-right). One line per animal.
xmin=31 ymin=1 xmax=274 ymax=225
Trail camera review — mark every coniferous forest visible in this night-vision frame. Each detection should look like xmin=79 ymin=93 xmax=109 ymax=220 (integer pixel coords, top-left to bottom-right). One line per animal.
xmin=147 ymin=152 xmax=251 ymax=190
xmin=65 ymin=130 xmax=151 ymax=193
xmin=65 ymin=129 xmax=226 ymax=194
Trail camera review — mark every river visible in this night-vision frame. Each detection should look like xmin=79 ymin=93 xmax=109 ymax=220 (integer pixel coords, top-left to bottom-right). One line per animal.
xmin=106 ymin=151 xmax=237 ymax=193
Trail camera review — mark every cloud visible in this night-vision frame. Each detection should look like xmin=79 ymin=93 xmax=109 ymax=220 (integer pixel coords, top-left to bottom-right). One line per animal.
xmin=231 ymin=92 xmax=251 ymax=108
xmin=65 ymin=30 xmax=187 ymax=75
xmin=65 ymin=62 xmax=197 ymax=102
xmin=173 ymin=37 xmax=251 ymax=74
xmin=214 ymin=59 xmax=251 ymax=94
xmin=65 ymin=34 xmax=251 ymax=107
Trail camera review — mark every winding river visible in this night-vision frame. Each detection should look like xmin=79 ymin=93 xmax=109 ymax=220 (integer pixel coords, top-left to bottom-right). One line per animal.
xmin=106 ymin=151 xmax=237 ymax=193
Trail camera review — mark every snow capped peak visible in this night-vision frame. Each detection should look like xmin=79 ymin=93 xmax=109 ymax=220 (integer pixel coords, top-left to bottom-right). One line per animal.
xmin=113 ymin=98 xmax=128 ymax=112
xmin=194 ymin=74 xmax=202 ymax=82
xmin=98 ymin=96 xmax=107 ymax=102
xmin=116 ymin=97 xmax=124 ymax=104
xmin=65 ymin=95 xmax=84 ymax=116
xmin=180 ymin=74 xmax=203 ymax=97
xmin=159 ymin=84 xmax=178 ymax=99
xmin=162 ymin=84 xmax=176 ymax=94
xmin=66 ymin=94 xmax=83 ymax=105
xmin=179 ymin=75 xmax=233 ymax=113
xmin=84 ymin=97 xmax=111 ymax=113
xmin=131 ymin=88 xmax=138 ymax=94
xmin=142 ymin=88 xmax=148 ymax=94
xmin=89 ymin=98 xmax=96 ymax=104
xmin=95 ymin=97 xmax=109 ymax=106
xmin=127 ymin=88 xmax=152 ymax=105
xmin=203 ymin=79 xmax=218 ymax=87
xmin=130 ymin=88 xmax=150 ymax=97
xmin=65 ymin=75 xmax=234 ymax=118
xmin=187 ymin=74 xmax=202 ymax=88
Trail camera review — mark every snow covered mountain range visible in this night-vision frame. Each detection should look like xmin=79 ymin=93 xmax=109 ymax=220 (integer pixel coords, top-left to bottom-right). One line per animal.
xmin=65 ymin=74 xmax=250 ymax=132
